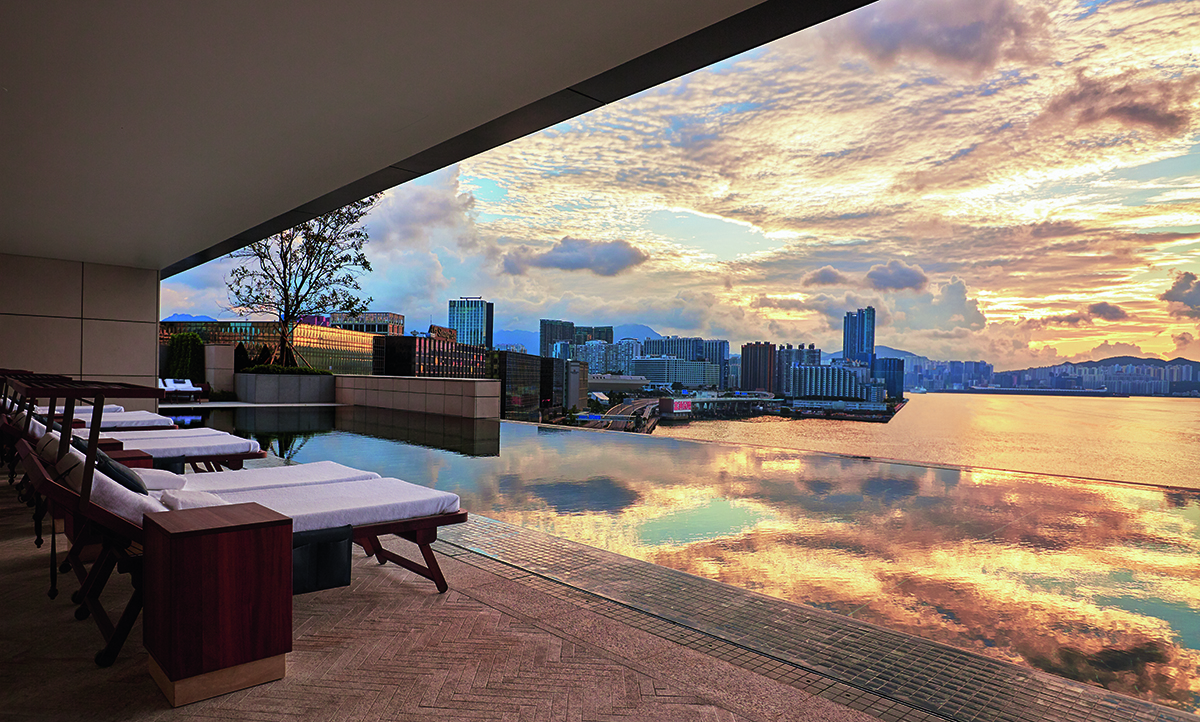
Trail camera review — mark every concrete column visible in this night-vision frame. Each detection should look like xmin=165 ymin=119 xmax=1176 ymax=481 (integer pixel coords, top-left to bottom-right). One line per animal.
xmin=0 ymin=253 xmax=160 ymax=411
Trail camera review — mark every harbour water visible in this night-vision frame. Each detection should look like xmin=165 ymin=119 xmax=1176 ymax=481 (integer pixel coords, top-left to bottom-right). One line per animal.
xmin=187 ymin=399 xmax=1200 ymax=710
xmin=657 ymin=394 xmax=1200 ymax=489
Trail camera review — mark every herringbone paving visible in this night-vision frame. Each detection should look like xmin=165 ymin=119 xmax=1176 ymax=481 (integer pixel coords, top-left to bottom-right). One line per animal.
xmin=439 ymin=516 xmax=1200 ymax=722
xmin=0 ymin=485 xmax=871 ymax=722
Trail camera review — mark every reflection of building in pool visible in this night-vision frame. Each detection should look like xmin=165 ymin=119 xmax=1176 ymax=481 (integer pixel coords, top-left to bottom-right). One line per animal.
xmin=160 ymin=320 xmax=375 ymax=374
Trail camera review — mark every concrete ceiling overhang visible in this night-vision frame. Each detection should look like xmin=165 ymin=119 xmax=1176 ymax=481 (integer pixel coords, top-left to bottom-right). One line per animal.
xmin=0 ymin=1 xmax=875 ymax=278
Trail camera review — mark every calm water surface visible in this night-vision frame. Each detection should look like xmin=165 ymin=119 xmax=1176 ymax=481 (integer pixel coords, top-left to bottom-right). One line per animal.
xmin=658 ymin=394 xmax=1200 ymax=488
xmin=192 ymin=404 xmax=1200 ymax=711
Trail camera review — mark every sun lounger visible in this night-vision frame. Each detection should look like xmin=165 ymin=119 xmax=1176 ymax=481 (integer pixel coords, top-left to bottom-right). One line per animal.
xmin=74 ymin=410 xmax=176 ymax=430
xmin=37 ymin=404 xmax=125 ymax=415
xmin=158 ymin=378 xmax=202 ymax=402
xmin=18 ymin=431 xmax=466 ymax=666
xmin=75 ymin=427 xmax=266 ymax=471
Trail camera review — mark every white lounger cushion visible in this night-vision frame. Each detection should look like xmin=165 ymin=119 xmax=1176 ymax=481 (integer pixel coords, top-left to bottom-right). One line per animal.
xmin=161 ymin=490 xmax=230 ymax=511
xmin=36 ymin=404 xmax=125 ymax=415
xmin=70 ymin=426 xmax=259 ymax=458
xmin=136 ymin=461 xmax=380 ymax=493
xmin=102 ymin=428 xmax=227 ymax=441
xmin=81 ymin=410 xmax=174 ymax=429
xmin=219 ymin=478 xmax=461 ymax=533
xmin=90 ymin=469 xmax=169 ymax=523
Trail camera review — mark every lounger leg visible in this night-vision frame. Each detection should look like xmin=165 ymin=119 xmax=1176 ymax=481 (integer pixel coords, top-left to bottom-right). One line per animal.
xmin=417 ymin=542 xmax=448 ymax=594
xmin=75 ymin=547 xmax=117 ymax=621
xmin=47 ymin=520 xmax=58 ymax=599
xmin=94 ymin=564 xmax=142 ymax=668
xmin=363 ymin=530 xmax=449 ymax=593
xmin=33 ymin=496 xmax=45 ymax=548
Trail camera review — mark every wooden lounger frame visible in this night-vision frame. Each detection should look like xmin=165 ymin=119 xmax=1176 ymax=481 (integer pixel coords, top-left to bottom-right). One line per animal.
xmin=355 ymin=511 xmax=468 ymax=593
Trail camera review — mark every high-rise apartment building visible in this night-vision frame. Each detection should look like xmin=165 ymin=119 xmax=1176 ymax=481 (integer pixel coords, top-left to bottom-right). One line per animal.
xmin=540 ymin=319 xmax=575 ymax=357
xmin=448 ymin=297 xmax=494 ymax=348
xmin=573 ymin=325 xmax=614 ymax=345
xmin=643 ymin=336 xmax=705 ymax=361
xmin=842 ymin=307 xmax=876 ymax=365
xmin=703 ymin=339 xmax=731 ymax=390
xmin=740 ymin=342 xmax=777 ymax=393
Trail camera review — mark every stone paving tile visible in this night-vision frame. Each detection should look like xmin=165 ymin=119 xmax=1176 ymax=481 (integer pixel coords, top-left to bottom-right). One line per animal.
xmin=441 ymin=516 xmax=1200 ymax=722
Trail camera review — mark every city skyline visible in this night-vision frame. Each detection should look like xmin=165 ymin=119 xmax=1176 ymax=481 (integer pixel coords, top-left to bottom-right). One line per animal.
xmin=161 ymin=0 xmax=1200 ymax=371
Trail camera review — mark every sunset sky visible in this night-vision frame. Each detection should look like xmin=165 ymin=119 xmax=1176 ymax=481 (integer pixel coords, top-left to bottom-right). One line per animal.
xmin=162 ymin=0 xmax=1200 ymax=370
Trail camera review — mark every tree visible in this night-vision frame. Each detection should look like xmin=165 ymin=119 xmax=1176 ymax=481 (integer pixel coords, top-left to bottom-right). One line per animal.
xmin=225 ymin=194 xmax=381 ymax=367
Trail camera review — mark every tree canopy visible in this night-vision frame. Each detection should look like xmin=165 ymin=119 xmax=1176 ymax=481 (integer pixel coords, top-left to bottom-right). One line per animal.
xmin=225 ymin=194 xmax=381 ymax=366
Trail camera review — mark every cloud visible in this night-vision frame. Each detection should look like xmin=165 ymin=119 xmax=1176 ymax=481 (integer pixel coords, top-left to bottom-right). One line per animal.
xmin=801 ymin=265 xmax=854 ymax=287
xmin=896 ymin=276 xmax=987 ymax=331
xmin=1159 ymin=271 xmax=1200 ymax=318
xmin=1172 ymin=332 xmax=1200 ymax=361
xmin=1064 ymin=340 xmax=1152 ymax=363
xmin=820 ymin=0 xmax=1050 ymax=76
xmin=865 ymin=259 xmax=929 ymax=291
xmin=502 ymin=237 xmax=650 ymax=277
xmin=1027 ymin=301 xmax=1132 ymax=327
xmin=1085 ymin=302 xmax=1130 ymax=322
xmin=1040 ymin=70 xmax=1200 ymax=136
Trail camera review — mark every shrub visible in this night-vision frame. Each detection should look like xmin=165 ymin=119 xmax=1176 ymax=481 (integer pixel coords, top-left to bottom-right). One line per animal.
xmin=233 ymin=342 xmax=252 ymax=372
xmin=164 ymin=332 xmax=205 ymax=383
xmin=241 ymin=364 xmax=332 ymax=376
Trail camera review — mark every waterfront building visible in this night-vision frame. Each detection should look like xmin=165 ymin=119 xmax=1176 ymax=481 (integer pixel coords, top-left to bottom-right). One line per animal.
xmin=372 ymin=335 xmax=487 ymax=378
xmin=630 ymin=357 xmax=720 ymax=388
xmin=448 ymin=297 xmax=494 ymax=349
xmin=795 ymin=365 xmax=876 ymax=401
xmin=728 ymin=356 xmax=742 ymax=390
xmin=329 ymin=312 xmax=405 ymax=336
xmin=539 ymin=319 xmax=575 ymax=357
xmin=644 ymin=336 xmax=705 ymax=361
xmin=842 ymin=307 xmax=876 ymax=365
xmin=740 ymin=342 xmax=777 ymax=393
xmin=801 ymin=343 xmax=822 ymax=366
xmin=160 ymin=320 xmax=375 ymax=374
xmin=486 ymin=349 xmax=542 ymax=421
xmin=872 ymin=357 xmax=905 ymax=400
xmin=703 ymin=339 xmax=731 ymax=389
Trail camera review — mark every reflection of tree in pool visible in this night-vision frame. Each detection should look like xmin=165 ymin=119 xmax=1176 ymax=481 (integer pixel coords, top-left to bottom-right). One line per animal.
xmin=254 ymin=432 xmax=314 ymax=462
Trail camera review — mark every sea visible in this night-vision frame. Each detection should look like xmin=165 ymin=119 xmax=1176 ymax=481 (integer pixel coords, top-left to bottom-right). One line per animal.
xmin=655 ymin=393 xmax=1200 ymax=489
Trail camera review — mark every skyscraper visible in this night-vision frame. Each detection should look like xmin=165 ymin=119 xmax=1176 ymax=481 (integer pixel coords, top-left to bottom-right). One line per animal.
xmin=448 ymin=297 xmax=494 ymax=348
xmin=842 ymin=306 xmax=876 ymax=365
xmin=740 ymin=342 xmax=777 ymax=393
xmin=540 ymin=319 xmax=575 ymax=357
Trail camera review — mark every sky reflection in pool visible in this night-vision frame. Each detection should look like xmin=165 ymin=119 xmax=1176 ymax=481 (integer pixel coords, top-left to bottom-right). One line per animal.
xmin=200 ymin=407 xmax=1200 ymax=710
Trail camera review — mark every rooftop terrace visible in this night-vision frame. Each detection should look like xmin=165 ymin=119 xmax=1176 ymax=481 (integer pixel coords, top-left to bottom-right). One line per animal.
xmin=4 ymin=470 xmax=1195 ymax=722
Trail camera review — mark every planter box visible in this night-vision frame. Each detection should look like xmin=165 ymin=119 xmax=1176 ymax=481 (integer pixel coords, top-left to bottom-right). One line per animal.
xmin=235 ymin=373 xmax=335 ymax=404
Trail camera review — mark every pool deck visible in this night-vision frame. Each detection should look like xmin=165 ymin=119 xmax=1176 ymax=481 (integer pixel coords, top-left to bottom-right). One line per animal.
xmin=2 ymin=482 xmax=1195 ymax=722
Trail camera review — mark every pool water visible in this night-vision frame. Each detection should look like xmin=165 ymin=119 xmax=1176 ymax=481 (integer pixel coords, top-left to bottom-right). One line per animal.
xmin=185 ymin=405 xmax=1200 ymax=710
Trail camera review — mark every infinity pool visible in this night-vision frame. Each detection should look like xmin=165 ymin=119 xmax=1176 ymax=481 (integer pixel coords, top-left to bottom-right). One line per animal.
xmin=184 ymin=405 xmax=1200 ymax=711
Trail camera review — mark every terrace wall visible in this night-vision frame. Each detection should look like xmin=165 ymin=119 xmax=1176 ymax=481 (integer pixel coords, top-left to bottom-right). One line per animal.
xmin=0 ymin=253 xmax=159 ymax=411
xmin=335 ymin=375 xmax=500 ymax=419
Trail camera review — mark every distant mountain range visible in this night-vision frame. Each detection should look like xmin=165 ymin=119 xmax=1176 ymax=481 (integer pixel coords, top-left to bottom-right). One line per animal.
xmin=161 ymin=313 xmax=216 ymax=322
xmin=824 ymin=345 xmax=923 ymax=363
xmin=1014 ymin=355 xmax=1200 ymax=373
